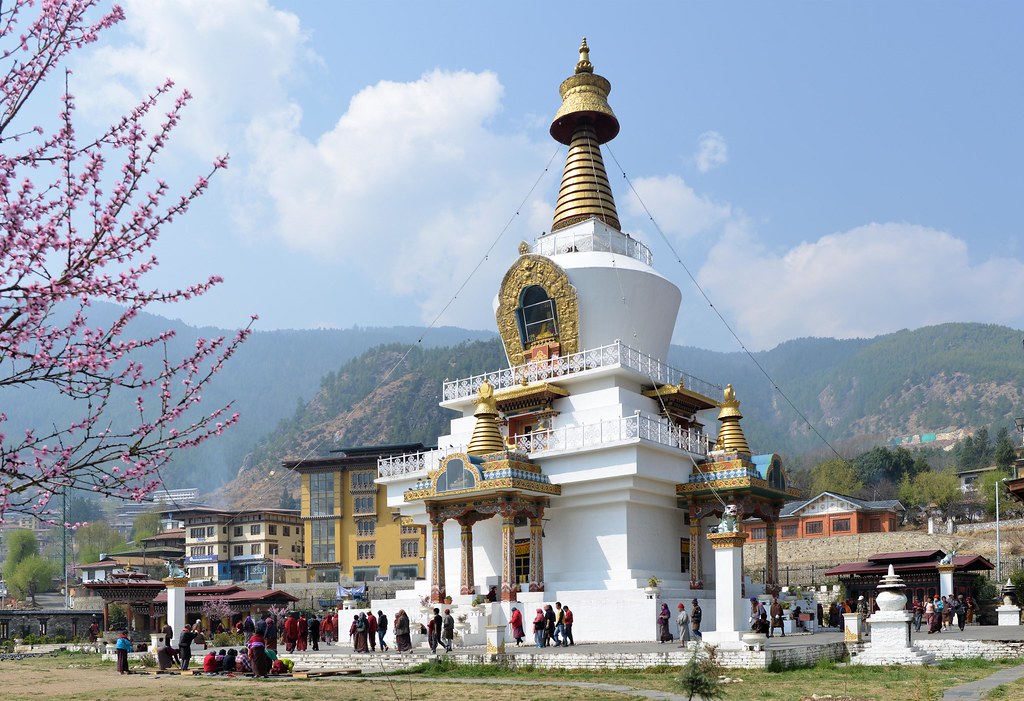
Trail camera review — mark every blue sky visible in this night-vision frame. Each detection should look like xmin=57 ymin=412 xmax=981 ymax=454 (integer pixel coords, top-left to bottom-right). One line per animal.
xmin=52 ymin=1 xmax=1024 ymax=351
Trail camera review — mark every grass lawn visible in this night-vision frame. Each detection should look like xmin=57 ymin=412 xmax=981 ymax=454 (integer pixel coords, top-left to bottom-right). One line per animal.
xmin=1 ymin=650 xmax=1020 ymax=701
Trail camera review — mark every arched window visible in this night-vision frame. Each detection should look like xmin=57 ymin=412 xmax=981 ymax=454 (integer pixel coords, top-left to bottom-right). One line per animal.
xmin=515 ymin=285 xmax=558 ymax=346
xmin=436 ymin=458 xmax=476 ymax=493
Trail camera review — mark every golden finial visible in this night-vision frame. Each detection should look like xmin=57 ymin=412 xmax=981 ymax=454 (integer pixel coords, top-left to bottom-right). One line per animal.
xmin=518 ymin=240 xmax=530 ymax=256
xmin=715 ymin=384 xmax=751 ymax=455
xmin=467 ymin=380 xmax=505 ymax=455
xmin=575 ymin=37 xmax=593 ymax=74
xmin=549 ymin=39 xmax=621 ymax=232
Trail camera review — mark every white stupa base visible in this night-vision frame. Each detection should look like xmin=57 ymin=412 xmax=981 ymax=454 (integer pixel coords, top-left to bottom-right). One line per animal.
xmin=997 ymin=605 xmax=1021 ymax=627
xmin=851 ymin=611 xmax=934 ymax=666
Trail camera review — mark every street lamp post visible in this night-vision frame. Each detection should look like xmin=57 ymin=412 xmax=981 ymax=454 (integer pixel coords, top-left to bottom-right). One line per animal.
xmin=997 ymin=478 xmax=1002 ymax=582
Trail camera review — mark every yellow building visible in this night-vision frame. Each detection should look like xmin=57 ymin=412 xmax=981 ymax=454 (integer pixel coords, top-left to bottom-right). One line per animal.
xmin=286 ymin=444 xmax=427 ymax=583
xmin=172 ymin=506 xmax=305 ymax=584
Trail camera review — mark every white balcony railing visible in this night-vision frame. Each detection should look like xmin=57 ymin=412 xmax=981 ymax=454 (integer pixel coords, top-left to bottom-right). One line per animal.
xmin=377 ymin=447 xmax=457 ymax=480
xmin=529 ymin=227 xmax=653 ymax=266
xmin=442 ymin=340 xmax=721 ymax=402
xmin=515 ymin=413 xmax=709 ymax=457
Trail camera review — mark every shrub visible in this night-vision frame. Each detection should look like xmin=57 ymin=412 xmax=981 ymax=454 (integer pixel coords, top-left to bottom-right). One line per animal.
xmin=677 ymin=646 xmax=724 ymax=701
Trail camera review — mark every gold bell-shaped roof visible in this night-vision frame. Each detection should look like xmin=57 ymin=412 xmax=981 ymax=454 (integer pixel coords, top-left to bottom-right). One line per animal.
xmin=549 ymin=38 xmax=621 ymax=233
xmin=466 ymin=380 xmax=506 ymax=456
xmin=715 ymin=384 xmax=751 ymax=455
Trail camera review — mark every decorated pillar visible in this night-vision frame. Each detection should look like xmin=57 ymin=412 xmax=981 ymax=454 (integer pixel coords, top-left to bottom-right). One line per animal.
xmin=430 ymin=510 xmax=446 ymax=603
xmin=689 ymin=520 xmax=704 ymax=589
xmin=701 ymin=529 xmax=749 ymax=648
xmin=163 ymin=576 xmax=189 ymax=647
xmin=500 ymin=505 xmax=518 ymax=601
xmin=459 ymin=518 xmax=475 ymax=596
xmin=764 ymin=508 xmax=780 ymax=594
xmin=103 ymin=601 xmax=110 ymax=632
xmin=937 ymin=563 xmax=955 ymax=602
xmin=528 ymin=515 xmax=545 ymax=592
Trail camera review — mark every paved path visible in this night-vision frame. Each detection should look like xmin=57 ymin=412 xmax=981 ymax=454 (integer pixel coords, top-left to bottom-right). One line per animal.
xmin=338 ymin=675 xmax=690 ymax=700
xmin=941 ymin=663 xmax=1024 ymax=700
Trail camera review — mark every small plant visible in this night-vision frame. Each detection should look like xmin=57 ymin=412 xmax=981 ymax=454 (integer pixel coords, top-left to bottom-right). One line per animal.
xmin=471 ymin=595 xmax=485 ymax=606
xmin=456 ymin=614 xmax=468 ymax=624
xmin=678 ymin=646 xmax=724 ymax=701
xmin=137 ymin=653 xmax=155 ymax=668
xmin=647 ymin=576 xmax=661 ymax=589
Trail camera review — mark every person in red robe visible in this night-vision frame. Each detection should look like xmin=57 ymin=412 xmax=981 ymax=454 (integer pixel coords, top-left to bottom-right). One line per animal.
xmin=366 ymin=612 xmax=378 ymax=652
xmin=297 ymin=614 xmax=308 ymax=651
xmin=509 ymin=606 xmax=525 ymax=646
xmin=283 ymin=612 xmax=300 ymax=652
xmin=320 ymin=611 xmax=334 ymax=645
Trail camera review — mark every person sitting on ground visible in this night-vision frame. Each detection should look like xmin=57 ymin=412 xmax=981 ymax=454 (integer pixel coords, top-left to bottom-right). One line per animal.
xmin=202 ymin=650 xmax=219 ymax=673
xmin=214 ymin=648 xmax=226 ymax=670
xmin=222 ymin=648 xmax=237 ymax=673
xmin=236 ymin=649 xmax=252 ymax=673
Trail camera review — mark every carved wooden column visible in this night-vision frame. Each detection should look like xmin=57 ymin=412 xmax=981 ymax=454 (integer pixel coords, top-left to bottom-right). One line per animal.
xmin=764 ymin=507 xmax=780 ymax=595
xmin=499 ymin=505 xmax=518 ymax=601
xmin=458 ymin=517 xmax=475 ymax=596
xmin=528 ymin=515 xmax=545 ymax=592
xmin=430 ymin=510 xmax=446 ymax=603
xmin=689 ymin=504 xmax=704 ymax=589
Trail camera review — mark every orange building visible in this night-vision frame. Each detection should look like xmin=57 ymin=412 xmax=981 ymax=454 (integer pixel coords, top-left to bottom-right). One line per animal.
xmin=743 ymin=491 xmax=904 ymax=542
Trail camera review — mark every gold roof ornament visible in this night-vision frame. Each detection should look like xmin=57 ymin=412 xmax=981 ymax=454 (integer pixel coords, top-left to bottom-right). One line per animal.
xmin=549 ymin=38 xmax=621 ymax=233
xmin=467 ymin=380 xmax=506 ymax=455
xmin=715 ymin=384 xmax=751 ymax=455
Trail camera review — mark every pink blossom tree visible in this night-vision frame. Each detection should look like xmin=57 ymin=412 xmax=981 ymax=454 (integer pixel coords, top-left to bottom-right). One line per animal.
xmin=200 ymin=597 xmax=235 ymax=630
xmin=0 ymin=0 xmax=254 ymax=521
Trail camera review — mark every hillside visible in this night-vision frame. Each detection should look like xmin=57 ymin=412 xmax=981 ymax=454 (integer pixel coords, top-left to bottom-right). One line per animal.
xmin=218 ymin=322 xmax=1024 ymax=508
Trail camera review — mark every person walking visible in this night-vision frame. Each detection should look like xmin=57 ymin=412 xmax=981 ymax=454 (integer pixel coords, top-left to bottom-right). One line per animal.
xmin=283 ymin=612 xmax=300 ymax=652
xmin=926 ymin=597 xmax=940 ymax=634
xmin=178 ymin=623 xmax=197 ymax=671
xmin=676 ymin=602 xmax=692 ymax=646
xmin=377 ymin=610 xmax=390 ymax=651
xmin=562 ymin=605 xmax=575 ymax=645
xmin=297 ymin=613 xmax=308 ymax=651
xmin=691 ymin=599 xmax=702 ymax=639
xmin=657 ymin=603 xmax=673 ymax=643
xmin=247 ymin=624 xmax=270 ymax=678
xmin=937 ymin=596 xmax=947 ymax=631
xmin=442 ymin=608 xmax=455 ymax=652
xmin=366 ymin=611 xmax=378 ymax=652
xmin=265 ymin=613 xmax=278 ymax=651
xmin=770 ymin=596 xmax=785 ymax=638
xmin=509 ymin=606 xmax=525 ymax=646
xmin=955 ymin=594 xmax=966 ymax=631
xmin=320 ymin=611 xmax=333 ymax=645
xmin=533 ymin=608 xmax=545 ymax=648
xmin=429 ymin=608 xmax=443 ymax=654
xmin=308 ymin=613 xmax=320 ymax=651
xmin=115 ymin=630 xmax=132 ymax=675
xmin=554 ymin=602 xmax=566 ymax=647
xmin=162 ymin=622 xmax=173 ymax=647
xmin=394 ymin=609 xmax=412 ymax=652
xmin=544 ymin=604 xmax=556 ymax=647
xmin=912 ymin=596 xmax=923 ymax=632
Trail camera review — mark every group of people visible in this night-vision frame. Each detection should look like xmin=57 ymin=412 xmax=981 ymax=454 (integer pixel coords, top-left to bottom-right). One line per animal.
xmin=529 ymin=602 xmax=574 ymax=648
xmin=657 ymin=599 xmax=702 ymax=644
xmin=347 ymin=610 xmax=392 ymax=652
xmin=913 ymin=593 xmax=972 ymax=634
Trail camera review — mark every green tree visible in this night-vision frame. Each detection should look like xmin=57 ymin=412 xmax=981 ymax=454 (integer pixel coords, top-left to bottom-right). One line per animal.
xmin=2 ymin=529 xmax=39 ymax=581
xmin=853 ymin=446 xmax=915 ymax=484
xmin=809 ymin=458 xmax=863 ymax=497
xmin=131 ymin=511 xmax=161 ymax=543
xmin=994 ymin=432 xmax=1017 ymax=470
xmin=898 ymin=469 xmax=961 ymax=511
xmin=8 ymin=555 xmax=56 ymax=603
xmin=75 ymin=522 xmax=127 ymax=565
xmin=976 ymin=468 xmax=1014 ymax=518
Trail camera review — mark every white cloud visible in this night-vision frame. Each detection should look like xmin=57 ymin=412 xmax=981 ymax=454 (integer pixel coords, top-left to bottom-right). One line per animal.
xmin=622 ymin=174 xmax=733 ymax=241
xmin=694 ymin=131 xmax=728 ymax=173
xmin=697 ymin=223 xmax=1024 ymax=350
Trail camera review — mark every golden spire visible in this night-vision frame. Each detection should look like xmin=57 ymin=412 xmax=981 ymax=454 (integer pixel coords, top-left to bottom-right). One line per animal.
xmin=550 ymin=38 xmax=621 ymax=233
xmin=467 ymin=380 xmax=506 ymax=455
xmin=715 ymin=384 xmax=751 ymax=455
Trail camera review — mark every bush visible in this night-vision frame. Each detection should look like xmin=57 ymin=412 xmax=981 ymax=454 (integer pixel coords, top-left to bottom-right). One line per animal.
xmin=213 ymin=632 xmax=243 ymax=648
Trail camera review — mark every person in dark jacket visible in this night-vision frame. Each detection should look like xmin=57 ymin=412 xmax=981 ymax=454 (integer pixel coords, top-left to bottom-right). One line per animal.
xmin=544 ymin=604 xmax=556 ymax=647
xmin=377 ymin=610 xmax=389 ymax=651
xmin=178 ymin=624 xmax=198 ymax=670
xmin=308 ymin=614 xmax=320 ymax=651
xmin=115 ymin=630 xmax=132 ymax=675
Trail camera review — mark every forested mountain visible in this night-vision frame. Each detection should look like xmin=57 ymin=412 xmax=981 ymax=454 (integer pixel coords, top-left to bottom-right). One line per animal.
xmin=11 ymin=306 xmax=1023 ymax=506
xmin=218 ymin=322 xmax=1024 ymax=508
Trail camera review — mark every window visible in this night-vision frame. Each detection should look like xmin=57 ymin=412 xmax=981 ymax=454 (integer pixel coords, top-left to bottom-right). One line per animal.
xmin=250 ymin=543 xmax=262 ymax=555
xmin=833 ymin=519 xmax=851 ymax=533
xmin=311 ymin=520 xmax=335 ymax=564
xmin=401 ymin=525 xmax=421 ymax=535
xmin=352 ymin=566 xmax=379 ymax=582
xmin=283 ymin=526 xmax=291 ymax=537
xmin=233 ymin=526 xmax=243 ymax=537
xmin=389 ymin=565 xmax=418 ymax=580
xmin=781 ymin=525 xmax=799 ymax=538
xmin=314 ymin=568 xmax=340 ymax=583
xmin=269 ymin=525 xmax=277 ymax=536
xmin=206 ymin=526 xmax=215 ymax=537
xmin=351 ymin=471 xmax=375 ymax=491
xmin=751 ymin=527 xmax=766 ymax=540
xmin=515 ymin=284 xmax=558 ymax=346
xmin=805 ymin=521 xmax=823 ymax=535
xmin=679 ymin=538 xmax=690 ymax=573
xmin=354 ymin=496 xmax=375 ymax=515
xmin=310 ymin=473 xmax=335 ymax=517
xmin=357 ymin=541 xmax=376 ymax=560
xmin=357 ymin=519 xmax=376 ymax=537
xmin=189 ymin=527 xmax=205 ymax=539
xmin=250 ymin=524 xmax=261 ymax=536
xmin=435 ymin=458 xmax=475 ymax=493
xmin=400 ymin=539 xmax=419 ymax=558
xmin=233 ymin=545 xmax=243 ymax=556
xmin=189 ymin=546 xmax=205 ymax=557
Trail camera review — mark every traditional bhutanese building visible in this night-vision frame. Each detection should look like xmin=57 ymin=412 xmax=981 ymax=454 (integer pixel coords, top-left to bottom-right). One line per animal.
xmin=376 ymin=40 xmax=796 ymax=642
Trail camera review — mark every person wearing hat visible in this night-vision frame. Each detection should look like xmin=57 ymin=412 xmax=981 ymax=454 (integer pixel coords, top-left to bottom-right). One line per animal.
xmin=676 ymin=602 xmax=691 ymax=645
xmin=690 ymin=599 xmax=702 ymax=639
